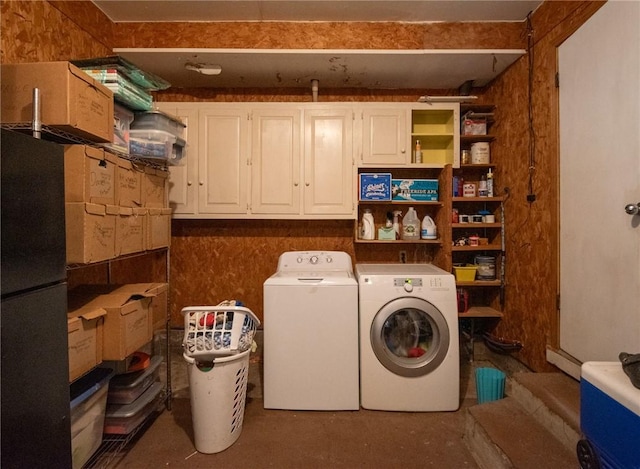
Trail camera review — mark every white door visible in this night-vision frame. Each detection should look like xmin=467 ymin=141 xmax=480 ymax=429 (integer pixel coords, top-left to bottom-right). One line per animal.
xmin=303 ymin=108 xmax=354 ymax=216
xmin=558 ymin=1 xmax=640 ymax=368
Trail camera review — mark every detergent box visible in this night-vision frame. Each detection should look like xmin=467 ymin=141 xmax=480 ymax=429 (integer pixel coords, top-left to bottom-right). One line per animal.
xmin=391 ymin=179 xmax=439 ymax=202
xmin=359 ymin=173 xmax=392 ymax=201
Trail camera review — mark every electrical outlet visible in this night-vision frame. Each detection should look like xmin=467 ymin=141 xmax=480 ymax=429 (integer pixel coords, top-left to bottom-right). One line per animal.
xmin=399 ymin=251 xmax=407 ymax=263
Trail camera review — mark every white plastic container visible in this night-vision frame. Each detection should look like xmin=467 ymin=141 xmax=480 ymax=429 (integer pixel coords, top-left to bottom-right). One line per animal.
xmin=107 ymin=355 xmax=163 ymax=405
xmin=70 ymin=368 xmax=113 ymax=469
xmin=402 ymin=207 xmax=420 ymax=240
xmin=362 ymin=209 xmax=375 ymax=240
xmin=131 ymin=110 xmax=186 ymax=139
xmin=421 ymin=215 xmax=437 ymax=240
xmin=185 ymin=350 xmax=251 ymax=453
xmin=103 ymin=381 xmax=163 ymax=435
xmin=129 ymin=128 xmax=186 ymax=164
xmin=471 ymin=142 xmax=490 ymax=164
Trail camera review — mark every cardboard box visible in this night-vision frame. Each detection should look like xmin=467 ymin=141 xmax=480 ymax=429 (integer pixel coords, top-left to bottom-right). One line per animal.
xmin=117 ymin=159 xmax=143 ymax=207
xmin=359 ymin=173 xmax=392 ymax=201
xmin=143 ymin=167 xmax=169 ymax=208
xmin=68 ymin=284 xmax=158 ymax=361
xmin=147 ymin=208 xmax=172 ymax=249
xmin=1 ymin=62 xmax=114 ymax=142
xmin=115 ymin=207 xmax=146 ymax=256
xmin=391 ymin=179 xmax=439 ymax=202
xmin=65 ymin=203 xmax=117 ymax=264
xmin=461 ymin=117 xmax=487 ymax=136
xmin=64 ymin=145 xmax=118 ymax=205
xmin=149 ymin=283 xmax=169 ymax=332
xmin=67 ymin=307 xmax=107 ymax=382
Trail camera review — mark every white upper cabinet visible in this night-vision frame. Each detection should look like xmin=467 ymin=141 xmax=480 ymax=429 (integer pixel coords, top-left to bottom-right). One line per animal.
xmin=198 ymin=108 xmax=249 ymax=215
xmin=359 ymin=107 xmax=409 ymax=166
xmin=303 ymin=107 xmax=354 ymax=216
xmin=250 ymin=108 xmax=302 ymax=215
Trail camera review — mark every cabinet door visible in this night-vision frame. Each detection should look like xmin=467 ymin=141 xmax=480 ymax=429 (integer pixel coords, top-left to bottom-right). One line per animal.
xmin=303 ymin=109 xmax=355 ymax=216
xmin=199 ymin=109 xmax=249 ymax=214
xmin=250 ymin=109 xmax=301 ymax=215
xmin=361 ymin=108 xmax=408 ymax=166
xmin=156 ymin=104 xmax=199 ymax=216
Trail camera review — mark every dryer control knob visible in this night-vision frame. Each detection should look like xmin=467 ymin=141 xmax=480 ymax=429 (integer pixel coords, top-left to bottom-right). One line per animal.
xmin=404 ymin=282 xmax=413 ymax=292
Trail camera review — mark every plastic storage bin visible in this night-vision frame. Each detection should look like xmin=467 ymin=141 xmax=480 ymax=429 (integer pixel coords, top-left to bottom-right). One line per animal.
xmin=107 ymin=355 xmax=163 ymax=405
xmin=70 ymin=367 xmax=114 ymax=469
xmin=184 ymin=350 xmax=251 ymax=453
xmin=454 ymin=265 xmax=478 ymax=282
xmin=578 ymin=361 xmax=640 ymax=469
xmin=104 ymin=381 xmax=164 ymax=435
xmin=131 ymin=110 xmax=186 ymax=139
xmin=129 ymin=129 xmax=186 ymax=165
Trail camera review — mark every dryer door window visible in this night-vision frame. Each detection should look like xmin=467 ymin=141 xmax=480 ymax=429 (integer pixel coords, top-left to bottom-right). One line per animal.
xmin=370 ymin=297 xmax=450 ymax=377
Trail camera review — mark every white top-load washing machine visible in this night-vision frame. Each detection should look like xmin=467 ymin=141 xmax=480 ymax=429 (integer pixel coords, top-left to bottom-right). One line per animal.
xmin=356 ymin=263 xmax=459 ymax=411
xmin=263 ymin=251 xmax=359 ymax=410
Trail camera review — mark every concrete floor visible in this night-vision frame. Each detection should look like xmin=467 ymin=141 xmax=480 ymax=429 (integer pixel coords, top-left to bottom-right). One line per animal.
xmin=90 ymin=330 xmax=525 ymax=468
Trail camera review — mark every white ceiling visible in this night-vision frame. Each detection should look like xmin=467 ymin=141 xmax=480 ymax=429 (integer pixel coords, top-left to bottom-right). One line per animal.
xmin=94 ymin=1 xmax=543 ymax=90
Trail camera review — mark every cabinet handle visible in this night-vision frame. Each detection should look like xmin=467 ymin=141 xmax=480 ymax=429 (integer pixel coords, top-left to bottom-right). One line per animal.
xmin=294 ymin=182 xmax=299 ymax=187
xmin=187 ymin=181 xmax=193 ymax=186
xmin=199 ymin=181 xmax=204 ymax=186
xmin=401 ymin=149 xmax=406 ymax=153
xmin=305 ymin=182 xmax=310 ymax=186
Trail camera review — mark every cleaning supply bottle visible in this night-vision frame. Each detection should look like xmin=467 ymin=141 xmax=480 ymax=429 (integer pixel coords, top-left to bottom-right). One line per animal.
xmin=414 ymin=140 xmax=422 ymax=164
xmin=486 ymin=168 xmax=494 ymax=197
xmin=392 ymin=210 xmax=402 ymax=240
xmin=402 ymin=207 xmax=420 ymax=240
xmin=421 ymin=215 xmax=437 ymax=240
xmin=362 ymin=209 xmax=375 ymax=240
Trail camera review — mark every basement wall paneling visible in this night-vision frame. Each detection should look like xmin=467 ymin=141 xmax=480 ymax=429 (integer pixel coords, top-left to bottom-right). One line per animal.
xmin=1 ymin=0 xmax=605 ymax=371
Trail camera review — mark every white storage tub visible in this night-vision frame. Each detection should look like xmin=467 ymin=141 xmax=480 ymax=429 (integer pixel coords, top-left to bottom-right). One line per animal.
xmin=131 ymin=110 xmax=186 ymax=139
xmin=129 ymin=128 xmax=186 ymax=165
xmin=70 ymin=367 xmax=113 ymax=469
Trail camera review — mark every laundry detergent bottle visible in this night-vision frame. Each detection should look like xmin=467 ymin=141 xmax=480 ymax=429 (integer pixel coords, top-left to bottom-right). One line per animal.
xmin=362 ymin=209 xmax=375 ymax=240
xmin=402 ymin=207 xmax=420 ymax=240
xmin=421 ymin=215 xmax=437 ymax=240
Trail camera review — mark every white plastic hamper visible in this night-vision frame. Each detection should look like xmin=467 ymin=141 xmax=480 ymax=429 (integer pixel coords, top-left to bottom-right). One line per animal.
xmin=184 ymin=349 xmax=251 ymax=453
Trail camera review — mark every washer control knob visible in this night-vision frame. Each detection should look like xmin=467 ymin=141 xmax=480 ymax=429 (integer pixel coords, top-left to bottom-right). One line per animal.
xmin=404 ymin=280 xmax=413 ymax=292
xmin=310 ymin=255 xmax=319 ymax=264
xmin=297 ymin=256 xmax=303 ymax=263
xmin=326 ymin=256 xmax=333 ymax=263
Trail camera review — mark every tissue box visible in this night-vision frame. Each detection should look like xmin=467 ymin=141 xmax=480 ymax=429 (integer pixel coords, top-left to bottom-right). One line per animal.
xmin=392 ymin=179 xmax=439 ymax=202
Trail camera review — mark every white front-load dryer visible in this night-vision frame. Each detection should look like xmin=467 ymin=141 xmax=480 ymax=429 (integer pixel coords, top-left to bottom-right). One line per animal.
xmin=356 ymin=263 xmax=459 ymax=411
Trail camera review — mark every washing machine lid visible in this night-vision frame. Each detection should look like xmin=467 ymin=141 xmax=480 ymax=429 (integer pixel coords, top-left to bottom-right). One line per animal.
xmin=265 ymin=270 xmax=356 ymax=286
xmin=356 ymin=263 xmax=451 ymax=277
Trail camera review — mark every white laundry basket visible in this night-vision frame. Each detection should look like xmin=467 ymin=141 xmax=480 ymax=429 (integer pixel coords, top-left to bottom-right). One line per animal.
xmin=181 ymin=303 xmax=259 ymax=454
xmin=184 ymin=350 xmax=251 ymax=454
xmin=182 ymin=305 xmax=259 ymax=361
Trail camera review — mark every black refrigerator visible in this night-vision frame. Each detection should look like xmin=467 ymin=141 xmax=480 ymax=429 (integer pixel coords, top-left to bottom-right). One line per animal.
xmin=1 ymin=129 xmax=72 ymax=468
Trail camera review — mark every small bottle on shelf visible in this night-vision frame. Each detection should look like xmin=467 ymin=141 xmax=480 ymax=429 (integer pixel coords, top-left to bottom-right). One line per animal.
xmin=486 ymin=169 xmax=494 ymax=197
xmin=414 ymin=140 xmax=422 ymax=164
xmin=478 ymin=174 xmax=488 ymax=197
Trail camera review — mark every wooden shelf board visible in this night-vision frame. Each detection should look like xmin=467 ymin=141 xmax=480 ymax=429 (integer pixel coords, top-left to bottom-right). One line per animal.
xmin=452 ymin=223 xmax=501 ymax=229
xmin=453 ymin=196 xmax=504 ymax=202
xmin=354 ymin=239 xmax=442 ymax=245
xmin=359 ymin=200 xmax=442 ymax=206
xmin=452 ymin=245 xmax=502 ymax=252
xmin=455 ymin=280 xmax=501 ymax=287
xmin=458 ymin=306 xmax=503 ymax=318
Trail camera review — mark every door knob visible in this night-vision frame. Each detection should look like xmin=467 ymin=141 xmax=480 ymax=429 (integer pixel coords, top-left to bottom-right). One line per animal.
xmin=624 ymin=203 xmax=640 ymax=215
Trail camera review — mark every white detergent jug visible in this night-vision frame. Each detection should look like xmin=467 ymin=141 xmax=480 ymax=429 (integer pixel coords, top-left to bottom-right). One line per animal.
xmin=402 ymin=207 xmax=420 ymax=240
xmin=421 ymin=215 xmax=437 ymax=240
xmin=362 ymin=209 xmax=375 ymax=240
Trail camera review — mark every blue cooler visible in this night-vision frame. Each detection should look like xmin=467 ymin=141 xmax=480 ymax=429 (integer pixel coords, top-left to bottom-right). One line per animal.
xmin=579 ymin=361 xmax=640 ymax=469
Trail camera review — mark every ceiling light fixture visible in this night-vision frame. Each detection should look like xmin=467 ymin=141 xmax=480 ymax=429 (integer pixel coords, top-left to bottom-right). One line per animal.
xmin=185 ymin=63 xmax=222 ymax=76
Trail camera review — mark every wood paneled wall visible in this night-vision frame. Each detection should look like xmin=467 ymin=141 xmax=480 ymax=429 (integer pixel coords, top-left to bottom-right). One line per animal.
xmin=1 ymin=0 xmax=605 ymax=371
